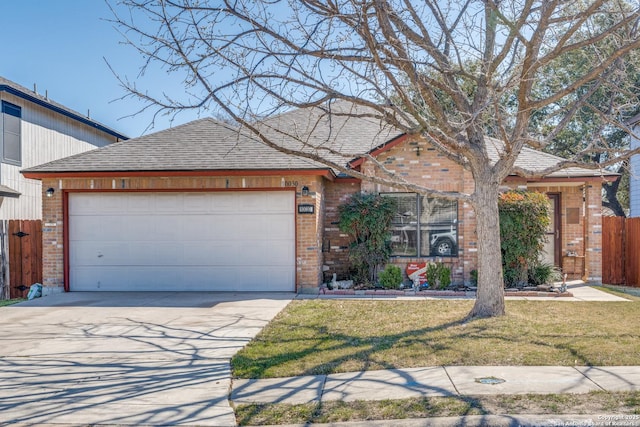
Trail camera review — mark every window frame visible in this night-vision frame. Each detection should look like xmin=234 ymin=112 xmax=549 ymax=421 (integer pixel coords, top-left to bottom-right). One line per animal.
xmin=383 ymin=192 xmax=459 ymax=258
xmin=1 ymin=101 xmax=22 ymax=166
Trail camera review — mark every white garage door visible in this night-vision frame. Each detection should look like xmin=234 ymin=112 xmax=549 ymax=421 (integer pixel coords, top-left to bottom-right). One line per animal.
xmin=69 ymin=191 xmax=295 ymax=292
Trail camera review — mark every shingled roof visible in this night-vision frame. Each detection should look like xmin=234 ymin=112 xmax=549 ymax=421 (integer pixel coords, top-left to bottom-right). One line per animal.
xmin=22 ymin=100 xmax=616 ymax=180
xmin=484 ymin=138 xmax=615 ymax=179
xmin=22 ymin=101 xmax=403 ymax=176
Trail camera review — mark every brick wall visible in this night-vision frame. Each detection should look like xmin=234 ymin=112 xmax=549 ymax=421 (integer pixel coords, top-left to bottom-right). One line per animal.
xmin=585 ymin=183 xmax=603 ymax=282
xmin=322 ymin=180 xmax=361 ymax=281
xmin=506 ymin=183 xmax=603 ymax=282
xmin=359 ymin=138 xmax=469 ymax=284
xmin=41 ymin=174 xmax=325 ymax=293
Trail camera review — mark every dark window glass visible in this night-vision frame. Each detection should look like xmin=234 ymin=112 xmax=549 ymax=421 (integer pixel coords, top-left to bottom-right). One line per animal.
xmin=383 ymin=193 xmax=458 ymax=257
xmin=1 ymin=101 xmax=21 ymax=165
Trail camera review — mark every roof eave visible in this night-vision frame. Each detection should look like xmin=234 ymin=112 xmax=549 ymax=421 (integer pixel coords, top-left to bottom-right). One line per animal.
xmin=0 ymin=84 xmax=128 ymax=140
xmin=348 ymin=133 xmax=410 ymax=168
xmin=505 ymin=174 xmax=619 ymax=183
xmin=22 ymin=168 xmax=337 ymax=181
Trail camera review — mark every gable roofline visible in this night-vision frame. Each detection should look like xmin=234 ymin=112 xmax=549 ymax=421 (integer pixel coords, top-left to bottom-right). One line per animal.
xmin=0 ymin=77 xmax=128 ymax=140
xmin=349 ymin=132 xmax=619 ymax=179
xmin=348 ymin=133 xmax=411 ymax=168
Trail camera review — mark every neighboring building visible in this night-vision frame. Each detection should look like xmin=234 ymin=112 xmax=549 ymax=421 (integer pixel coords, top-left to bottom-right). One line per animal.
xmin=0 ymin=76 xmax=127 ymax=219
xmin=22 ymin=101 xmax=616 ymax=294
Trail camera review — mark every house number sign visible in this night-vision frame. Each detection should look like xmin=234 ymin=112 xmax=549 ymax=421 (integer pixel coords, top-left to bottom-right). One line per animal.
xmin=298 ymin=204 xmax=315 ymax=214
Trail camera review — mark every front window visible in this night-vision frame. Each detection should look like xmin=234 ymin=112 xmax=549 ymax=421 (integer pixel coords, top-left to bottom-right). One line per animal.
xmin=384 ymin=193 xmax=458 ymax=257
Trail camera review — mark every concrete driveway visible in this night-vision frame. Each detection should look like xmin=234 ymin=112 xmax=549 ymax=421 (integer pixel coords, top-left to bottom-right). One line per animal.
xmin=0 ymin=292 xmax=292 ymax=426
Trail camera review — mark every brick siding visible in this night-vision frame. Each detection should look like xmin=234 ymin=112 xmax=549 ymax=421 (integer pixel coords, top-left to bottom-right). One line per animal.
xmin=41 ymin=174 xmax=325 ymax=293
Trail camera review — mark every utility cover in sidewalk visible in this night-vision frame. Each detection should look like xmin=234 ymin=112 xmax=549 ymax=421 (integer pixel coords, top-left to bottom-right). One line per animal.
xmin=475 ymin=377 xmax=506 ymax=385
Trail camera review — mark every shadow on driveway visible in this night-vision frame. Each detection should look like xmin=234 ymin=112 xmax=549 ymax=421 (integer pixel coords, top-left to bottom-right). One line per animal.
xmin=0 ymin=291 xmax=292 ymax=426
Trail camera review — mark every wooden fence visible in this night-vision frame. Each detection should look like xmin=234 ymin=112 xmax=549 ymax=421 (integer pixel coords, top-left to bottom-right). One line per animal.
xmin=602 ymin=216 xmax=640 ymax=287
xmin=0 ymin=220 xmax=43 ymax=299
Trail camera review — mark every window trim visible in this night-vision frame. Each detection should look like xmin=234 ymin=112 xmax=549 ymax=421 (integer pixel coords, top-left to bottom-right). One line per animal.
xmin=1 ymin=101 xmax=22 ymax=166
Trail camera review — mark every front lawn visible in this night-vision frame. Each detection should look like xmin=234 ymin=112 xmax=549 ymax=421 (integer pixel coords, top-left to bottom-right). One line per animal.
xmin=232 ymin=299 xmax=640 ymax=378
xmin=235 ymin=391 xmax=640 ymax=426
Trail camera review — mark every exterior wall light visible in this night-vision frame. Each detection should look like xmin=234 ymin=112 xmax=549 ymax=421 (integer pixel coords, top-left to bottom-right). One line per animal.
xmin=302 ymin=186 xmax=309 ymax=196
xmin=46 ymin=188 xmax=55 ymax=198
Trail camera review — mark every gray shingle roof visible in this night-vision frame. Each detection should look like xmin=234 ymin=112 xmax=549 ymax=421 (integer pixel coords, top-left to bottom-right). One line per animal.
xmin=22 ymin=99 xmax=615 ymax=179
xmin=484 ymin=138 xmax=615 ymax=178
xmin=22 ymin=118 xmax=328 ymax=173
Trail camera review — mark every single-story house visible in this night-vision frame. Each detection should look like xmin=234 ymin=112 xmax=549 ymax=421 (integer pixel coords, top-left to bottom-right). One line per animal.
xmin=22 ymin=101 xmax=616 ymax=294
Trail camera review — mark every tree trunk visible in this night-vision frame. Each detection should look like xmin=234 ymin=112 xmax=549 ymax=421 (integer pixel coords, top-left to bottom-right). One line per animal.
xmin=468 ymin=180 xmax=506 ymax=318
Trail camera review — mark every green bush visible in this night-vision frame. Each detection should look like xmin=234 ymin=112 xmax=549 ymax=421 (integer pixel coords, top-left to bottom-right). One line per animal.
xmin=499 ymin=191 xmax=550 ymax=288
xmin=426 ymin=262 xmax=451 ymax=290
xmin=379 ymin=264 xmax=403 ymax=289
xmin=437 ymin=264 xmax=452 ymax=289
xmin=426 ymin=263 xmax=439 ymax=287
xmin=338 ymin=193 xmax=398 ymax=285
xmin=470 ymin=269 xmax=478 ymax=286
xmin=528 ymin=263 xmax=561 ymax=286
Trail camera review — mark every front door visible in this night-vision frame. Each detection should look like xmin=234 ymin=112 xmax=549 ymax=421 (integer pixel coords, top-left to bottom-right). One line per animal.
xmin=542 ymin=193 xmax=561 ymax=266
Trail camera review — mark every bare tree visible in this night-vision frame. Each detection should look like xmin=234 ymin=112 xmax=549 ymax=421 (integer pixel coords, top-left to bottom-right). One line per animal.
xmin=109 ymin=0 xmax=640 ymax=318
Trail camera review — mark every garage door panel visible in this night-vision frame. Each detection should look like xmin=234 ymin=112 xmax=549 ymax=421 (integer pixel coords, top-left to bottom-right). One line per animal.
xmin=153 ymin=215 xmax=185 ymax=240
xmin=182 ymin=216 xmax=213 ymax=240
xmin=183 ymin=193 xmax=213 ymax=212
xmin=268 ymin=215 xmax=295 ymax=238
xmin=241 ymin=241 xmax=270 ymax=264
xmin=264 ymin=241 xmax=295 ymax=265
xmin=211 ymin=193 xmax=236 ymax=212
xmin=69 ymin=191 xmax=295 ymax=292
xmin=265 ymin=267 xmax=296 ymax=291
xmin=209 ymin=215 xmax=240 ymax=239
xmin=156 ymin=193 xmax=183 ymax=213
xmin=71 ymin=242 xmax=133 ymax=266
xmin=124 ymin=217 xmax=155 ymax=240
xmin=71 ymin=193 xmax=127 ymax=215
xmin=70 ymin=216 xmax=123 ymax=241
xmin=241 ymin=216 xmax=267 ymax=237
xmin=128 ymin=193 xmax=155 ymax=213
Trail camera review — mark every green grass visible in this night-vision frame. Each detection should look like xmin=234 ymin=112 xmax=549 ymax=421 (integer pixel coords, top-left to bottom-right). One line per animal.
xmin=235 ymin=391 xmax=640 ymax=425
xmin=232 ymin=299 xmax=640 ymax=378
xmin=600 ymin=285 xmax=640 ymax=301
xmin=0 ymin=298 xmax=25 ymax=307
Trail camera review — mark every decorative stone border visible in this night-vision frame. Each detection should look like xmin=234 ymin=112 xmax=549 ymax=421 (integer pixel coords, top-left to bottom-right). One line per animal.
xmin=319 ymin=288 xmax=574 ymax=297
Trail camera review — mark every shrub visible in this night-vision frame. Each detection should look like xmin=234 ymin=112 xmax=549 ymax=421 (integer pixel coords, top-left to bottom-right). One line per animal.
xmin=528 ymin=263 xmax=561 ymax=286
xmin=379 ymin=264 xmax=403 ymax=289
xmin=470 ymin=269 xmax=478 ymax=286
xmin=425 ymin=262 xmax=451 ymax=290
xmin=499 ymin=191 xmax=551 ymax=288
xmin=425 ymin=263 xmax=439 ymax=287
xmin=338 ymin=193 xmax=398 ymax=285
xmin=437 ymin=264 xmax=452 ymax=289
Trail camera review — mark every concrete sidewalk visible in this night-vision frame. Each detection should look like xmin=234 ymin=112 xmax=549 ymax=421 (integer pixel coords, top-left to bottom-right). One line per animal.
xmin=231 ymin=365 xmax=640 ymax=405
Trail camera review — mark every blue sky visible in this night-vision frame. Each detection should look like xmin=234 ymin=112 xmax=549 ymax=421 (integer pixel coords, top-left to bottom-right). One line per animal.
xmin=2 ymin=1 xmax=201 ymax=138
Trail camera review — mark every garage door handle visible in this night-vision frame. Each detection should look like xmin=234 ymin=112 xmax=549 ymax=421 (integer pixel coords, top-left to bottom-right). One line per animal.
xmin=97 ymin=254 xmax=103 ymax=258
